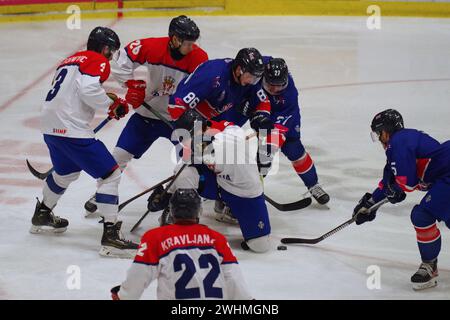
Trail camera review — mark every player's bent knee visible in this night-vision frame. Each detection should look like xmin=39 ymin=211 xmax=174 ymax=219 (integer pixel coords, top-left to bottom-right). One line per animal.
xmin=52 ymin=171 xmax=81 ymax=188
xmin=246 ymin=235 xmax=270 ymax=253
xmin=96 ymin=169 xmax=120 ymax=188
xmin=112 ymin=147 xmax=134 ymax=171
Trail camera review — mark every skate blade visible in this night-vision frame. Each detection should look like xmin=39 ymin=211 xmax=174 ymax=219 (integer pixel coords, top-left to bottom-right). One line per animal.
xmin=99 ymin=246 xmax=137 ymax=259
xmin=29 ymin=225 xmax=67 ymax=234
xmin=84 ymin=210 xmax=101 ymax=219
xmin=215 ymin=213 xmax=238 ymax=225
xmin=412 ymin=277 xmax=438 ymax=291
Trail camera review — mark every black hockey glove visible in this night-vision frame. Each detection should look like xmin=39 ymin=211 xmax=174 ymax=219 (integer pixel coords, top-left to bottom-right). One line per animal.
xmin=353 ymin=193 xmax=378 ymax=225
xmin=147 ymin=185 xmax=171 ymax=212
xmin=111 ymin=285 xmax=120 ymax=300
xmin=384 ymin=182 xmax=406 ymax=204
xmin=174 ymin=108 xmax=206 ymax=131
xmin=250 ymin=113 xmax=274 ymax=132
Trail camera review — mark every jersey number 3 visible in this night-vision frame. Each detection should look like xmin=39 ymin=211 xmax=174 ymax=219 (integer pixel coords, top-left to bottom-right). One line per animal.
xmin=174 ymin=253 xmax=223 ymax=299
xmin=46 ymin=68 xmax=68 ymax=102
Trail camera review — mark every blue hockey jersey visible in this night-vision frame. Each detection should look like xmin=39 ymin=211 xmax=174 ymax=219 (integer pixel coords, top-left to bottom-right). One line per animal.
xmin=168 ymin=58 xmax=270 ymax=122
xmin=376 ymin=129 xmax=450 ymax=196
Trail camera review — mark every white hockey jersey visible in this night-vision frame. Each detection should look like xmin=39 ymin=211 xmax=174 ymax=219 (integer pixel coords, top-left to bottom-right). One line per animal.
xmin=208 ymin=125 xmax=263 ymax=198
xmin=40 ymin=50 xmax=112 ymax=138
xmin=111 ymin=36 xmax=208 ymax=121
xmin=170 ymin=125 xmax=263 ymax=198
xmin=118 ymin=223 xmax=252 ymax=300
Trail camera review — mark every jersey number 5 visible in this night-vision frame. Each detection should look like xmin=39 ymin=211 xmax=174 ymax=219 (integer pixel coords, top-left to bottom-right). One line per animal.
xmin=174 ymin=253 xmax=223 ymax=299
xmin=46 ymin=68 xmax=68 ymax=102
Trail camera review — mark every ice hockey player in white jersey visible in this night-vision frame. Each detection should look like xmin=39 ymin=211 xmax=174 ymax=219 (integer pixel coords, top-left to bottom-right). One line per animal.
xmin=111 ymin=188 xmax=253 ymax=300
xmin=32 ymin=27 xmax=139 ymax=258
xmin=84 ymin=15 xmax=208 ymax=215
xmin=147 ymin=122 xmax=273 ymax=253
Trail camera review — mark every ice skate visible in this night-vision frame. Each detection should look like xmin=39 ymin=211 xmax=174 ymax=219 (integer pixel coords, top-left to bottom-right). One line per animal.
xmin=214 ymin=200 xmax=238 ymax=225
xmin=30 ymin=198 xmax=68 ymax=234
xmin=99 ymin=221 xmax=139 ymax=259
xmin=411 ymin=259 xmax=438 ymax=291
xmin=309 ymin=184 xmax=330 ymax=205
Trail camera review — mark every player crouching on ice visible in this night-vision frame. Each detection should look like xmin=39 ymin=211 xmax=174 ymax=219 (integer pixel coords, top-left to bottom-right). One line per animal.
xmin=111 ymin=188 xmax=253 ymax=300
xmin=353 ymin=109 xmax=450 ymax=290
xmin=147 ymin=121 xmax=273 ymax=253
xmin=31 ymin=27 xmax=139 ymax=258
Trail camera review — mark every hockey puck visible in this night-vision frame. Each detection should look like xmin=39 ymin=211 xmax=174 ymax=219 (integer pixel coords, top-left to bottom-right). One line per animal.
xmin=241 ymin=241 xmax=250 ymax=251
xmin=277 ymin=245 xmax=287 ymax=251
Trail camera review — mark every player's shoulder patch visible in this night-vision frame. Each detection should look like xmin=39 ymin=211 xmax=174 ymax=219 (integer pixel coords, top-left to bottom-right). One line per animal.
xmin=125 ymin=37 xmax=168 ymax=65
xmin=77 ymin=50 xmax=110 ymax=83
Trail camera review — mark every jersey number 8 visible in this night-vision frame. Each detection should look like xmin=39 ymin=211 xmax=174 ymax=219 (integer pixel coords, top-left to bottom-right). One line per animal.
xmin=174 ymin=253 xmax=223 ymax=299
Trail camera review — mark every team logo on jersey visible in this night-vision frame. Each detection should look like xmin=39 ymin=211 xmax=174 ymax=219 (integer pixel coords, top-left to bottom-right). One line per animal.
xmin=426 ymin=195 xmax=432 ymax=203
xmin=161 ymin=76 xmax=176 ymax=95
xmin=258 ymin=221 xmax=265 ymax=229
xmin=218 ymin=174 xmax=231 ymax=181
xmin=218 ymin=103 xmax=233 ymax=113
xmin=52 ymin=128 xmax=67 ymax=135
xmin=273 ymin=95 xmax=285 ymax=105
xmin=212 ymin=76 xmax=221 ymax=88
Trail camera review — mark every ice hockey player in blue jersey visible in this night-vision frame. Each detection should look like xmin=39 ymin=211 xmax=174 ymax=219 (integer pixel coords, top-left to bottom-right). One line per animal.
xmin=168 ymin=47 xmax=272 ymax=133
xmin=353 ymin=109 xmax=450 ymax=291
xmin=215 ymin=57 xmax=330 ymax=204
xmin=257 ymin=57 xmax=329 ymax=204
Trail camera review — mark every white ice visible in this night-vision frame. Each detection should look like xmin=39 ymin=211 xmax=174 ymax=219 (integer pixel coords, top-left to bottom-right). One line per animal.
xmin=0 ymin=15 xmax=450 ymax=300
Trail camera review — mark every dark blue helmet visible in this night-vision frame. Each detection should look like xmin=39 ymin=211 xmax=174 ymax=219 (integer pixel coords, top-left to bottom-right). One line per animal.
xmin=371 ymin=109 xmax=404 ymax=135
xmin=232 ymin=48 xmax=264 ymax=78
xmin=264 ymin=58 xmax=289 ymax=87
xmin=169 ymin=15 xmax=200 ymax=41
xmin=170 ymin=188 xmax=201 ymax=220
xmin=87 ymin=26 xmax=120 ymax=53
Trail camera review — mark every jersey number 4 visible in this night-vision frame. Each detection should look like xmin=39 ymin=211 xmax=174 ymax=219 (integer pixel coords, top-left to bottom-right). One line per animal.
xmin=46 ymin=68 xmax=68 ymax=102
xmin=174 ymin=253 xmax=223 ymax=299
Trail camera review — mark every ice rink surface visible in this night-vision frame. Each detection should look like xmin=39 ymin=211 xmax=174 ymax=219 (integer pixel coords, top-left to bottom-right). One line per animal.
xmin=0 ymin=15 xmax=450 ymax=299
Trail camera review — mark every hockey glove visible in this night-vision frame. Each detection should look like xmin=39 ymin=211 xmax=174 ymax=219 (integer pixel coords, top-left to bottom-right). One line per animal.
xmin=250 ymin=112 xmax=274 ymax=132
xmin=125 ymin=80 xmax=146 ymax=109
xmin=384 ymin=182 xmax=406 ymax=204
xmin=353 ymin=193 xmax=378 ymax=225
xmin=175 ymin=108 xmax=206 ymax=131
xmin=111 ymin=285 xmax=120 ymax=300
xmin=108 ymin=97 xmax=130 ymax=120
xmin=147 ymin=185 xmax=171 ymax=212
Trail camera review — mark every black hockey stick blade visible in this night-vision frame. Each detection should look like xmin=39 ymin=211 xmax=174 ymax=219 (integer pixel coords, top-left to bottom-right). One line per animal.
xmin=264 ymin=195 xmax=312 ymax=211
xmin=26 ymin=159 xmax=52 ymax=180
xmin=280 ymin=217 xmax=355 ymax=245
xmin=280 ymin=199 xmax=390 ymax=245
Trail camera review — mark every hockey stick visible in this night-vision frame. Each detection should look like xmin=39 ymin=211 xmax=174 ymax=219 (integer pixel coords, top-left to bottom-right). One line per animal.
xmin=26 ymin=117 xmax=112 ymax=180
xmin=264 ymin=195 xmax=312 ymax=211
xmin=118 ymin=175 xmax=175 ymax=212
xmin=130 ymin=163 xmax=188 ymax=233
xmin=281 ymin=198 xmax=389 ymax=245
